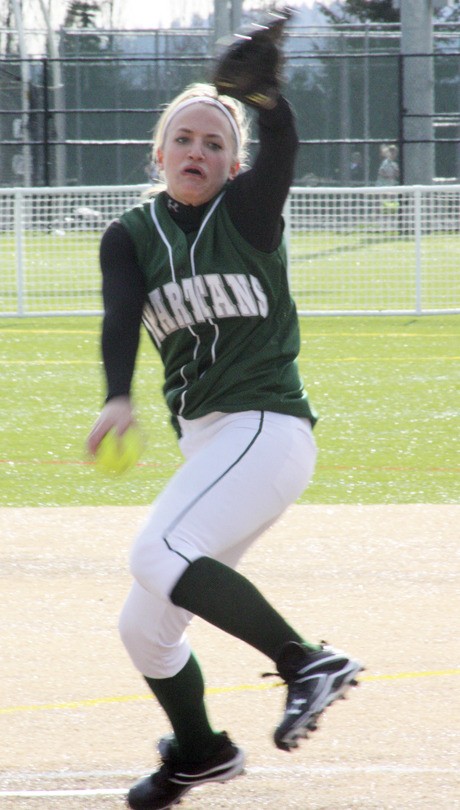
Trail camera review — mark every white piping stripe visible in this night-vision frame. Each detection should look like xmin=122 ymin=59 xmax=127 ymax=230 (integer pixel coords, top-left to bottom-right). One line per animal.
xmin=187 ymin=191 xmax=225 ymax=376
xmin=150 ymin=198 xmax=176 ymax=282
xmin=150 ymin=190 xmax=226 ymax=416
xmin=209 ymin=319 xmax=219 ymax=364
xmin=189 ymin=190 xmax=225 ymax=277
xmin=178 ymin=324 xmax=201 ymax=416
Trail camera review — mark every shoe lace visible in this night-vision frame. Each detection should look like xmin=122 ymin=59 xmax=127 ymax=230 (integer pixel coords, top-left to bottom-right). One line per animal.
xmin=261 ymin=670 xmax=283 ymax=681
xmin=152 ymin=757 xmax=178 ymax=790
xmin=261 ymin=642 xmax=328 ymax=684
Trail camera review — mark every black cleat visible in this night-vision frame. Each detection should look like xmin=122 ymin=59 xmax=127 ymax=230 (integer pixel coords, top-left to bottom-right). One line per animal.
xmin=127 ymin=731 xmax=245 ymax=809
xmin=274 ymin=641 xmax=364 ymax=751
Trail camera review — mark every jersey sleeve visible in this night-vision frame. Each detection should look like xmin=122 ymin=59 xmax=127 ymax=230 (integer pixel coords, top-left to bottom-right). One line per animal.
xmin=99 ymin=220 xmax=147 ymax=401
xmin=225 ymin=95 xmax=299 ymax=253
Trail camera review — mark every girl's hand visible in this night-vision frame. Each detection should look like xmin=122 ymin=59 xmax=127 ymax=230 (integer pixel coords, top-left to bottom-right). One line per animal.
xmin=87 ymin=395 xmax=135 ymax=456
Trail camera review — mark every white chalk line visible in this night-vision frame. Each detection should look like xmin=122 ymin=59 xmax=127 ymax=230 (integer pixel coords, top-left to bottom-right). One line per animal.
xmin=1 ymin=788 xmax=127 ymax=798
xmin=1 ymin=764 xmax=457 ymax=797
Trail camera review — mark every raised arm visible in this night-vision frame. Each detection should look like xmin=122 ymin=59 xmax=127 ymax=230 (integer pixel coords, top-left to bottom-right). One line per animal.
xmin=213 ymin=8 xmax=297 ymax=252
xmin=225 ymin=96 xmax=298 ymax=252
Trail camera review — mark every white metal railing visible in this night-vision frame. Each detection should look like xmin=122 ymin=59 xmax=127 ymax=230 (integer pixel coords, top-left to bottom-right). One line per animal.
xmin=1 ymin=184 xmax=459 ymax=317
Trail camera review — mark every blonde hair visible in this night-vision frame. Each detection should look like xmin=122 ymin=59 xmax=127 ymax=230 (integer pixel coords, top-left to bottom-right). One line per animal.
xmin=148 ymin=83 xmax=250 ymax=195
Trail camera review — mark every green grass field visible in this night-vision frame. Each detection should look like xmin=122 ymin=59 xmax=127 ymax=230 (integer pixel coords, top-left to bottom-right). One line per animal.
xmin=0 ymin=232 xmax=102 ymax=314
xmin=2 ymin=227 xmax=460 ymax=315
xmin=289 ymin=230 xmax=460 ymax=312
xmin=1 ymin=314 xmax=458 ymax=507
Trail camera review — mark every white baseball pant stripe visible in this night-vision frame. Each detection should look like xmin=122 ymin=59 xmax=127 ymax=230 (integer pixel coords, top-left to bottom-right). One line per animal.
xmin=119 ymin=410 xmax=317 ymax=678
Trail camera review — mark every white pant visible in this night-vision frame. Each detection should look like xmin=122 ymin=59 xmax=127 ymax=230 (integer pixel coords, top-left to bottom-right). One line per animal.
xmin=119 ymin=410 xmax=317 ymax=678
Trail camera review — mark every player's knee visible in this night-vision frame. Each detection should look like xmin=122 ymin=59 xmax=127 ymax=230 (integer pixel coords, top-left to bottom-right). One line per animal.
xmin=118 ymin=598 xmax=158 ymax=671
xmin=118 ymin=602 xmax=191 ymax=678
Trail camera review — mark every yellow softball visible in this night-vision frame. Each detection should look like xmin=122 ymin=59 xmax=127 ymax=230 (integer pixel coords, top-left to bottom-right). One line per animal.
xmin=95 ymin=426 xmax=143 ymax=475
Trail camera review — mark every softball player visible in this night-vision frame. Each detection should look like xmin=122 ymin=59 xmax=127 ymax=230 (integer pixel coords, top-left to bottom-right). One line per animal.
xmin=88 ymin=17 xmax=363 ymax=810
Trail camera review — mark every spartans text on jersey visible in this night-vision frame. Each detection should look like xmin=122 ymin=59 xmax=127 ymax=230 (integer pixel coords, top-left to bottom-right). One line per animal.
xmin=143 ymin=272 xmax=269 ymax=345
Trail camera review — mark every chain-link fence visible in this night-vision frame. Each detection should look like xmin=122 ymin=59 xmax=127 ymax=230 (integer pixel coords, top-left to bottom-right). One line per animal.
xmin=1 ymin=24 xmax=459 ymax=188
xmin=1 ymin=183 xmax=459 ymax=317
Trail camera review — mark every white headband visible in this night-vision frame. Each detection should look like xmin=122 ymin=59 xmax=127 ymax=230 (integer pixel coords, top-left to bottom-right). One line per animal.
xmin=163 ymin=96 xmax=241 ymax=152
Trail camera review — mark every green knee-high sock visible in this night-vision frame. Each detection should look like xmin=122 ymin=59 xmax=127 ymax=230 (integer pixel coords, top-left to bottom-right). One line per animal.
xmin=144 ymin=652 xmax=221 ymax=763
xmin=171 ymin=557 xmax=318 ymax=662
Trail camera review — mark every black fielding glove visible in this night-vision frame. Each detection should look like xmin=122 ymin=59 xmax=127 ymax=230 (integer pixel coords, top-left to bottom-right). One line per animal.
xmin=212 ymin=7 xmax=293 ymax=110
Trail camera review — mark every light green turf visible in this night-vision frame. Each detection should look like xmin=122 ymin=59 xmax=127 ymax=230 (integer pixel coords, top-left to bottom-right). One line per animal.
xmin=0 ymin=315 xmax=459 ymax=506
xmin=289 ymin=231 xmax=460 ymax=312
xmin=2 ymin=228 xmax=460 ymax=314
xmin=0 ymin=231 xmax=102 ymax=314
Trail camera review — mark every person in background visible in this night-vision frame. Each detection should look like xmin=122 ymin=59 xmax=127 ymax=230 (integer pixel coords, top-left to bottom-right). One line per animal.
xmin=350 ymin=150 xmax=364 ymax=184
xmin=376 ymin=144 xmax=399 ymax=186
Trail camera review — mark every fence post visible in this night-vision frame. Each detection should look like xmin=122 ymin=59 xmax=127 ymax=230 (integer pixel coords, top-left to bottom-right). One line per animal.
xmin=42 ymin=57 xmax=51 ymax=187
xmin=414 ymin=186 xmax=422 ymax=314
xmin=14 ymin=189 xmax=24 ymax=316
xmin=398 ymin=52 xmax=405 ymax=186
xmin=284 ymin=193 xmax=292 ymax=291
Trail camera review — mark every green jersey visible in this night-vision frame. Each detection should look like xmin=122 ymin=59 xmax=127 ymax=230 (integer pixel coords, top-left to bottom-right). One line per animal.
xmin=120 ymin=190 xmax=316 ymax=433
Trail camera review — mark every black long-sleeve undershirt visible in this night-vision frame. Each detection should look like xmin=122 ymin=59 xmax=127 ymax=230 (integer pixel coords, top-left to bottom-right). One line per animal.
xmin=100 ymin=96 xmax=298 ymax=401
